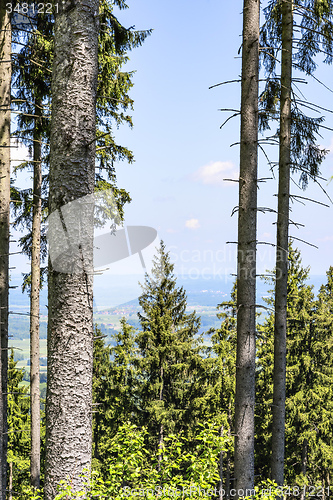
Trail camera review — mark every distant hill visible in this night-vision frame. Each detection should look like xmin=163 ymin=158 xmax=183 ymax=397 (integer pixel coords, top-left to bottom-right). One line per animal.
xmin=8 ymin=273 xmax=327 ymax=340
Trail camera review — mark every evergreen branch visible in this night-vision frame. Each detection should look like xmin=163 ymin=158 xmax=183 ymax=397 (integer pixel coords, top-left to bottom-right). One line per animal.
xmin=220 ymin=113 xmax=240 ymax=130
xmin=289 ymin=164 xmax=327 ymax=182
xmin=259 ymin=48 xmax=281 ymax=63
xmin=218 ymin=108 xmax=241 ymax=113
xmin=290 ymin=194 xmax=329 ymax=207
xmin=295 ymin=98 xmax=333 ymax=115
xmin=293 ymin=23 xmax=333 ymax=42
xmin=209 ymin=80 xmax=241 ymax=90
xmin=288 ymin=236 xmax=318 ymax=249
xmin=293 ymin=62 xmax=333 ymax=93
xmin=259 ymin=143 xmax=273 ymax=169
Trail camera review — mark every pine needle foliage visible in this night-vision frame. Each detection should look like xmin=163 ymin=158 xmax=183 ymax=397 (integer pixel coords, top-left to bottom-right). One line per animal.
xmin=10 ymin=0 xmax=152 ymax=286
xmin=258 ymin=0 xmax=332 ymax=187
xmin=136 ymin=241 xmax=204 ymax=451
xmin=7 ymin=350 xmax=31 ymax=494
xmin=92 ymin=321 xmax=138 ymax=477
xmin=256 ymin=245 xmax=333 ymax=489
xmin=206 ymin=282 xmax=237 ymax=429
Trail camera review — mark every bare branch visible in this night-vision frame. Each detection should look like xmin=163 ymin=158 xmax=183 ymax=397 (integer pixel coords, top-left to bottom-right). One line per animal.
xmin=289 ymin=236 xmax=318 ymax=249
xmin=220 ymin=113 xmax=240 ymax=129
xmin=290 ymin=194 xmax=330 ymax=208
xmin=209 ymin=79 xmax=241 ymax=90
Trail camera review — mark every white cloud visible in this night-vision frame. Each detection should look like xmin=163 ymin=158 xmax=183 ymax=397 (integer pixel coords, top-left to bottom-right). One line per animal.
xmin=191 ymin=161 xmax=238 ymax=187
xmin=185 ymin=218 xmax=200 ymax=230
xmin=318 ymin=235 xmax=333 ymax=242
xmin=261 ymin=232 xmax=272 ymax=239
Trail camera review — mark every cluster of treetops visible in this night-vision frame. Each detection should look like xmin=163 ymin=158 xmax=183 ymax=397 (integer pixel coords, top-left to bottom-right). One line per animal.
xmin=8 ymin=241 xmax=333 ymax=497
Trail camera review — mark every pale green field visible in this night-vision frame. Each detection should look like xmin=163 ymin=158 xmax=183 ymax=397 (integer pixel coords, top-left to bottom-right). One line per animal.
xmin=9 ymin=339 xmax=47 ymax=370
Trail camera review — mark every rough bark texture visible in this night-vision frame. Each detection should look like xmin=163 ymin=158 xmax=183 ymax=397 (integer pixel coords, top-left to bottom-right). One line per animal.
xmin=30 ymin=101 xmax=42 ymax=489
xmin=226 ymin=449 xmax=231 ymax=500
xmin=44 ymin=1 xmax=99 ymax=498
xmin=300 ymin=439 xmax=308 ymax=500
xmin=157 ymin=366 xmax=164 ymax=471
xmin=0 ymin=330 xmax=2 ymax=500
xmin=271 ymin=0 xmax=293 ymax=486
xmin=0 ymin=5 xmax=11 ymax=498
xmin=8 ymin=461 xmax=12 ymax=500
xmin=219 ymin=425 xmax=223 ymax=500
xmin=234 ymin=0 xmax=259 ymax=496
xmin=226 ymin=406 xmax=232 ymax=500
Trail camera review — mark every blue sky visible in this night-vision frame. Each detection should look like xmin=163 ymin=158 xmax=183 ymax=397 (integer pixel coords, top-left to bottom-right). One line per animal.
xmin=11 ymin=0 xmax=333 ymax=285
xmin=109 ymin=0 xmax=333 ymax=277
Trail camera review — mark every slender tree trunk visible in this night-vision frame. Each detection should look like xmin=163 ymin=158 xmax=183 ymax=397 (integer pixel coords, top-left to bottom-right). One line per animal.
xmin=44 ymin=1 xmax=99 ymax=498
xmin=226 ymin=450 xmax=231 ymax=500
xmin=300 ymin=438 xmax=308 ymax=500
xmin=271 ymin=0 xmax=293 ymax=486
xmin=158 ymin=424 xmax=164 ymax=472
xmin=0 ymin=5 xmax=11 ymax=498
xmin=157 ymin=365 xmax=164 ymax=471
xmin=219 ymin=425 xmax=223 ymax=500
xmin=30 ymin=100 xmax=42 ymax=490
xmin=0 ymin=324 xmax=2 ymax=500
xmin=234 ymin=0 xmax=259 ymax=496
xmin=226 ymin=404 xmax=232 ymax=500
xmin=8 ymin=461 xmax=12 ymax=500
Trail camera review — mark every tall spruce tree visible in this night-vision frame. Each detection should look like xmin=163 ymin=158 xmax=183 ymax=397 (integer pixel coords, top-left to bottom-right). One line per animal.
xmin=44 ymin=0 xmax=99 ymax=496
xmin=208 ymin=282 xmax=237 ymax=499
xmin=256 ymin=246 xmax=333 ymax=491
xmin=271 ymin=0 xmax=293 ymax=486
xmin=136 ymin=241 xmax=203 ymax=459
xmin=92 ymin=320 xmax=138 ymax=478
xmin=0 ymin=4 xmax=11 ymax=495
xmin=309 ymin=268 xmax=333 ymax=492
xmin=234 ymin=0 xmax=260 ymax=494
xmin=10 ymin=4 xmax=150 ymax=492
xmin=259 ymin=0 xmax=333 ymax=485
xmin=12 ymin=13 xmax=52 ymax=489
xmin=7 ymin=351 xmax=31 ymax=497
xmin=256 ymin=245 xmax=314 ymax=483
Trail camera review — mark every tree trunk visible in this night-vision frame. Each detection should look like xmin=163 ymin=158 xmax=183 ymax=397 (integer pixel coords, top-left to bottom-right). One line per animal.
xmin=44 ymin=1 xmax=99 ymax=498
xmin=0 ymin=5 xmax=11 ymax=498
xmin=226 ymin=404 xmax=232 ymax=500
xmin=300 ymin=438 xmax=308 ymax=500
xmin=226 ymin=450 xmax=231 ymax=500
xmin=271 ymin=0 xmax=293 ymax=486
xmin=30 ymin=99 xmax=42 ymax=490
xmin=158 ymin=424 xmax=164 ymax=472
xmin=157 ymin=365 xmax=164 ymax=471
xmin=234 ymin=0 xmax=259 ymax=496
xmin=8 ymin=461 xmax=12 ymax=500
xmin=0 ymin=320 xmax=2 ymax=500
xmin=219 ymin=425 xmax=223 ymax=500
